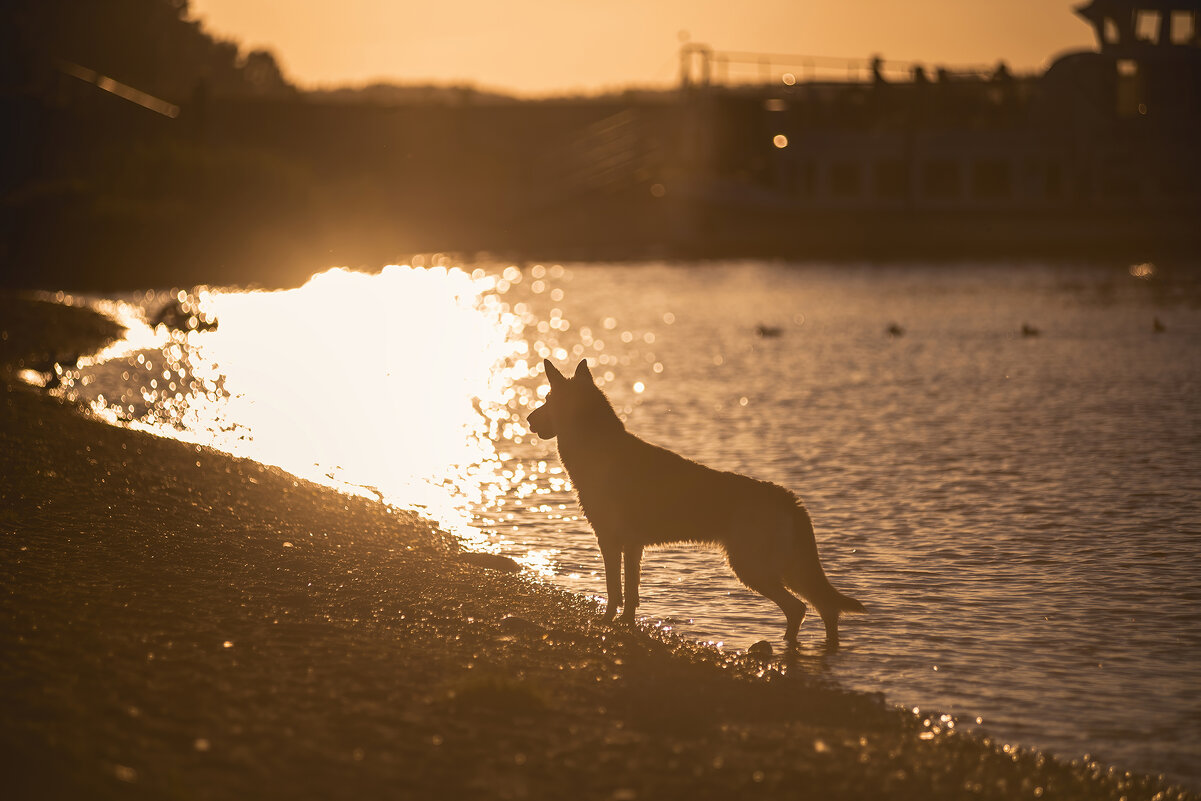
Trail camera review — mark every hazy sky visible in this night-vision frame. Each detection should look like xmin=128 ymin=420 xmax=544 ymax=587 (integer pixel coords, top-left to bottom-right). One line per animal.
xmin=190 ymin=1 xmax=1098 ymax=95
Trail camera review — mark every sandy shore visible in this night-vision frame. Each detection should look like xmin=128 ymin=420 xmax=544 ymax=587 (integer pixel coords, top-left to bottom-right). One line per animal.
xmin=0 ymin=296 xmax=1193 ymax=800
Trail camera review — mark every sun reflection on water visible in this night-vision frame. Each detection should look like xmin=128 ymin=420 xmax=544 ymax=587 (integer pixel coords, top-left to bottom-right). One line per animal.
xmin=59 ymin=265 xmax=564 ymax=555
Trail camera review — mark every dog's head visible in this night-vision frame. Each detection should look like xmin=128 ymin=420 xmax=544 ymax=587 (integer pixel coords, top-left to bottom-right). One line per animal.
xmin=527 ymin=358 xmax=618 ymax=440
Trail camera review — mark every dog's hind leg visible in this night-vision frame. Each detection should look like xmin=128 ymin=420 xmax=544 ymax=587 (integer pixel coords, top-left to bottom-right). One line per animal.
xmin=784 ymin=562 xmax=857 ymax=646
xmin=785 ymin=575 xmax=843 ymax=646
xmin=784 ymin=507 xmax=857 ymax=646
xmin=815 ymin=602 xmax=841 ymax=647
xmin=748 ymin=576 xmax=808 ymax=642
xmin=728 ymin=552 xmax=807 ymax=641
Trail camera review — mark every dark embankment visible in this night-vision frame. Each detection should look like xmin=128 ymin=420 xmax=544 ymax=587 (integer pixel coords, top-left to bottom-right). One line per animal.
xmin=1 ymin=297 xmax=1194 ymax=800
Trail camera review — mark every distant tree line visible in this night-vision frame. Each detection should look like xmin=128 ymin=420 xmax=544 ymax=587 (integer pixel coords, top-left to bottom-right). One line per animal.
xmin=0 ymin=0 xmax=292 ymax=102
xmin=0 ymin=0 xmax=311 ymax=291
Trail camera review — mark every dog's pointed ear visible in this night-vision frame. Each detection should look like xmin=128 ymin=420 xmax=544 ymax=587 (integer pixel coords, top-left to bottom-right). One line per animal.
xmin=573 ymin=359 xmax=593 ymax=383
xmin=544 ymin=359 xmax=567 ymax=387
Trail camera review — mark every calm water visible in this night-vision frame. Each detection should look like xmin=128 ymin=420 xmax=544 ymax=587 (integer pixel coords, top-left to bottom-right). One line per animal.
xmin=56 ymin=261 xmax=1201 ymax=788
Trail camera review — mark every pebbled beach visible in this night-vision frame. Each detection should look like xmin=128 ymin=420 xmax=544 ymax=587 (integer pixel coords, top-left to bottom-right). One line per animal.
xmin=0 ymin=296 xmax=1194 ymax=801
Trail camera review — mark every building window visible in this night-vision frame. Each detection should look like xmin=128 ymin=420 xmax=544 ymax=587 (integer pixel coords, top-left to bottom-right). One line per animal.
xmin=1104 ymin=17 xmax=1120 ymax=45
xmin=1116 ymin=59 xmax=1142 ymax=116
xmin=1171 ymin=10 xmax=1197 ymax=45
xmin=1136 ymin=10 xmax=1162 ymax=44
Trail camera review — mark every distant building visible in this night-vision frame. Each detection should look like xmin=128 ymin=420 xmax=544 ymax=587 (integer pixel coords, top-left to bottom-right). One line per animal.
xmin=629 ymin=0 xmax=1201 ymax=257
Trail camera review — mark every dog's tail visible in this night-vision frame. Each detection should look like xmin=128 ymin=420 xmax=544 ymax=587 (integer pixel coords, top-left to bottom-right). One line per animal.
xmin=791 ymin=503 xmax=865 ymax=614
xmin=830 ymin=586 xmax=866 ymax=613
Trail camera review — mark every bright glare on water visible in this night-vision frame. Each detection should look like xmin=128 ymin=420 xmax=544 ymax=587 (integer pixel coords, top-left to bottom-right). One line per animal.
xmin=58 ymin=260 xmax=1201 ymax=790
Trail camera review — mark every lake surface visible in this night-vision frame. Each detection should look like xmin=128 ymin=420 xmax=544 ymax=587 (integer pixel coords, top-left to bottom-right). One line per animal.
xmin=58 ymin=260 xmax=1201 ymax=788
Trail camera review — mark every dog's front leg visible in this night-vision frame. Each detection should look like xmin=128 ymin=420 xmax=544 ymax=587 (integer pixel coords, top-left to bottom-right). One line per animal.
xmin=598 ymin=536 xmax=623 ymax=621
xmin=618 ymin=544 xmax=643 ymax=624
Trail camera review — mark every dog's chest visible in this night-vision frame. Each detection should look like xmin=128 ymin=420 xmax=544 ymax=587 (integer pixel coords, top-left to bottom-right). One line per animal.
xmin=558 ymin=449 xmax=644 ymax=528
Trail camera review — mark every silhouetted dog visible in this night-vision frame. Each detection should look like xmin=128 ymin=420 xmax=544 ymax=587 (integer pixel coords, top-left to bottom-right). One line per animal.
xmin=528 ymin=359 xmax=864 ymax=645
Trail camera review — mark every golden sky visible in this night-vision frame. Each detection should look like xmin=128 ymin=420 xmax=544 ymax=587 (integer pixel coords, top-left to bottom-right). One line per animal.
xmin=191 ymin=0 xmax=1097 ymax=95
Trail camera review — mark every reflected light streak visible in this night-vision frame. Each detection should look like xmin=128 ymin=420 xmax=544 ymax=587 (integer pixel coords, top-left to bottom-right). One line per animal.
xmin=63 ymin=266 xmax=530 ymax=545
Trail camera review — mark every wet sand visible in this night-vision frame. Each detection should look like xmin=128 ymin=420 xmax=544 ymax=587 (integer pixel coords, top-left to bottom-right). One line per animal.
xmin=0 ymin=297 xmax=1193 ymax=800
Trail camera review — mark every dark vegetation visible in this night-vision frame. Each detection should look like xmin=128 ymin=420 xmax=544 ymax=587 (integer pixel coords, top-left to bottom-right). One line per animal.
xmin=1 ymin=0 xmax=290 ymax=103
xmin=1 ymin=1 xmax=305 ymax=289
xmin=0 ymin=0 xmax=669 ymax=291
